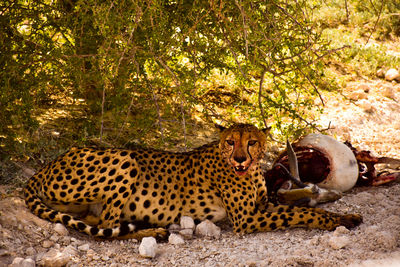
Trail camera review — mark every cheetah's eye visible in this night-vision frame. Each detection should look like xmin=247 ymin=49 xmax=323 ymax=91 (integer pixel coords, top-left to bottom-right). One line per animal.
xmin=248 ymin=140 xmax=257 ymax=146
xmin=226 ymin=140 xmax=234 ymax=146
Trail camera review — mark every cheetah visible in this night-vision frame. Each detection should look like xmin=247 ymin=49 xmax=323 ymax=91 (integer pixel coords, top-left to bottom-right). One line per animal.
xmin=25 ymin=123 xmax=362 ymax=239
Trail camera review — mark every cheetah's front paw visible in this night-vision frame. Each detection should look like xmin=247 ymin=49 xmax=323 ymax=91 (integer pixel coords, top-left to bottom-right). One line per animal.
xmin=337 ymin=213 xmax=363 ymax=229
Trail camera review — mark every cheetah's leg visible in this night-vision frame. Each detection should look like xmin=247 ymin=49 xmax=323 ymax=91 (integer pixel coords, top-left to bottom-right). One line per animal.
xmin=233 ymin=206 xmax=361 ymax=234
xmin=223 ymin=190 xmax=362 ymax=233
xmin=264 ymin=202 xmax=334 ymax=215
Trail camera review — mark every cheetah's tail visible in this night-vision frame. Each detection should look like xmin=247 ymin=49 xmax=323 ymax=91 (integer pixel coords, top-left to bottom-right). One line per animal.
xmin=24 ymin=176 xmax=135 ymax=239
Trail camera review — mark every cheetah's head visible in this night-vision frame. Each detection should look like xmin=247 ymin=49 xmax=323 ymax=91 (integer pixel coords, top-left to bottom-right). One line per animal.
xmin=218 ymin=123 xmax=268 ymax=176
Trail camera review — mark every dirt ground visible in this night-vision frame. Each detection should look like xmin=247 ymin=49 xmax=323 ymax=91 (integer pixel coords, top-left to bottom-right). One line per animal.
xmin=1 ymin=79 xmax=400 ymax=267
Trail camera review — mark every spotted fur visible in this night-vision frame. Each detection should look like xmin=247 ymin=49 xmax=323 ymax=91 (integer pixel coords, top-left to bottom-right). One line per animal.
xmin=24 ymin=124 xmax=362 ymax=239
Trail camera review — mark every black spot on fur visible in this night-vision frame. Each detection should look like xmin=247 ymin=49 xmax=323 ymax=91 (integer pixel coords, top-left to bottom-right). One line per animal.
xmin=103 ymin=228 xmax=113 ymax=238
xmin=90 ymin=227 xmax=99 ymax=235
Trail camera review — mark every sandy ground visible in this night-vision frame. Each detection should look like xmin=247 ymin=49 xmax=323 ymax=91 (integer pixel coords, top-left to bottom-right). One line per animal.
xmin=1 ymin=78 xmax=400 ymax=267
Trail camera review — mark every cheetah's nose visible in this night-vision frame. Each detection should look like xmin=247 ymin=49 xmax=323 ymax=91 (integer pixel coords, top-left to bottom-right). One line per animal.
xmin=234 ymin=156 xmax=247 ymax=164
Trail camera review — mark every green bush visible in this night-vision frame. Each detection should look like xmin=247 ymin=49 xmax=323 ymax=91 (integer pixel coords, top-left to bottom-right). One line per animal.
xmin=1 ymin=0 xmax=338 ymax=164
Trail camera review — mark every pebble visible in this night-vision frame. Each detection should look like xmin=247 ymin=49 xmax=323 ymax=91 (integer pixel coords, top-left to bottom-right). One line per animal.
xmin=180 ymin=216 xmax=195 ymax=231
xmin=139 ymin=237 xmax=157 ymax=258
xmin=382 ymin=86 xmax=395 ymax=99
xmin=10 ymin=257 xmax=24 ymax=266
xmin=357 ymin=99 xmax=374 ymax=113
xmin=70 ymin=237 xmax=83 ymax=246
xmin=168 ymin=224 xmax=181 ymax=232
xmin=21 ymin=258 xmax=35 ymax=267
xmin=60 ymin=236 xmax=71 ymax=245
xmin=10 ymin=257 xmax=36 ymax=267
xmin=63 ymin=245 xmax=78 ymax=257
xmin=78 ymin=243 xmax=90 ymax=251
xmin=328 ymin=236 xmax=350 ymax=250
xmin=86 ymin=249 xmax=96 ymax=258
xmin=179 ymin=228 xmax=194 ymax=239
xmin=348 ymin=90 xmax=367 ymax=101
xmin=168 ymin=233 xmax=185 ymax=245
xmin=385 ymin=68 xmax=400 ymax=82
xmin=53 ymin=223 xmax=69 ymax=236
xmin=101 ymin=255 xmax=110 ymax=261
xmin=333 ymin=226 xmax=350 ymax=236
xmin=26 ymin=247 xmax=37 ymax=256
xmin=41 ymin=249 xmax=71 ymax=267
xmin=42 ymin=240 xmax=54 ymax=248
xmin=42 ymin=230 xmax=49 ymax=237
xmin=0 ymin=249 xmax=9 ymax=256
xmin=377 ymin=68 xmax=385 ymax=78
xmin=195 ymin=220 xmax=221 ymax=238
xmin=49 ymin=234 xmax=59 ymax=242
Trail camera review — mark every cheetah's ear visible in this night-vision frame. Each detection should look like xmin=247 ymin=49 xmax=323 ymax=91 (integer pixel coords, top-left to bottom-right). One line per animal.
xmin=261 ymin=126 xmax=271 ymax=134
xmin=215 ymin=124 xmax=226 ymax=132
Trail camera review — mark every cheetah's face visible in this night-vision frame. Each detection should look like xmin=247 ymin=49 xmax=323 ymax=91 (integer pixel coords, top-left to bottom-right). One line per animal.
xmin=219 ymin=124 xmax=267 ymax=176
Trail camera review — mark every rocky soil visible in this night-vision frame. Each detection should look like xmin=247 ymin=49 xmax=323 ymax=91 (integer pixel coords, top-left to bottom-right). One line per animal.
xmin=1 ymin=78 xmax=400 ymax=267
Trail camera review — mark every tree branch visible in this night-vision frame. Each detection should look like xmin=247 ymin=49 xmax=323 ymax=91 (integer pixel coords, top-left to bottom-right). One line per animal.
xmin=366 ymin=1 xmax=384 ymax=45
xmin=258 ymin=67 xmax=268 ymax=129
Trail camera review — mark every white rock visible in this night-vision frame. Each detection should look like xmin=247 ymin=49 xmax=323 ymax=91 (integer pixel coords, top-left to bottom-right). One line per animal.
xmin=168 ymin=233 xmax=185 ymax=245
xmin=21 ymin=258 xmax=36 ymax=267
xmin=385 ymin=68 xmax=400 ymax=81
xmin=10 ymin=258 xmax=35 ymax=267
xmin=333 ymin=226 xmax=350 ymax=236
xmin=169 ymin=223 xmax=181 ymax=230
xmin=180 ymin=216 xmax=195 ymax=230
xmin=78 ymin=243 xmax=90 ymax=251
xmin=329 ymin=235 xmax=350 ymax=250
xmin=168 ymin=224 xmax=181 ymax=232
xmin=195 ymin=220 xmax=221 ymax=239
xmin=41 ymin=249 xmax=71 ymax=267
xmin=11 ymin=257 xmax=24 ymax=266
xmin=42 ymin=240 xmax=54 ymax=248
xmin=179 ymin=228 xmax=194 ymax=239
xmin=53 ymin=223 xmax=69 ymax=236
xmin=139 ymin=237 xmax=157 ymax=258
xmin=62 ymin=245 xmax=78 ymax=257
